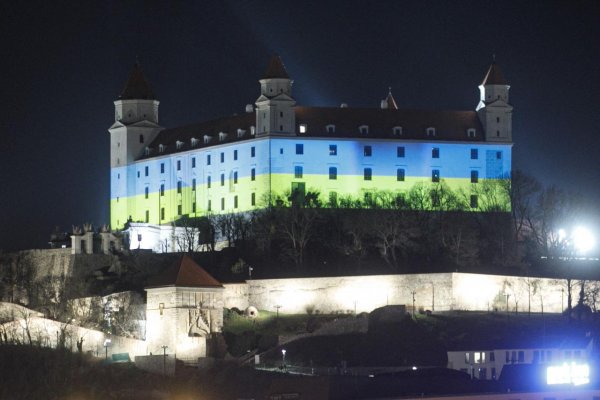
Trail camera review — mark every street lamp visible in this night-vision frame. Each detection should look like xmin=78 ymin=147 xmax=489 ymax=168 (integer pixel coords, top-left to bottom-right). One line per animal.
xmin=281 ymin=349 xmax=287 ymax=370
xmin=103 ymin=338 xmax=111 ymax=360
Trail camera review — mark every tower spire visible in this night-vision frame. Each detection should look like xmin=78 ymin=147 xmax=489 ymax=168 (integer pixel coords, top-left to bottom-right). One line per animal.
xmin=119 ymin=62 xmax=156 ymax=100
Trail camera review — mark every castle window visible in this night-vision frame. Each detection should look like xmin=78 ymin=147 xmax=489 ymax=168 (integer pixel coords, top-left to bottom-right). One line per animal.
xmin=497 ymin=130 xmax=500 ymax=137
xmin=432 ymin=147 xmax=439 ymax=158
xmin=329 ymin=167 xmax=337 ymax=180
xmin=359 ymin=125 xmax=369 ymax=135
xmin=251 ymin=192 xmax=256 ymax=206
xmin=329 ymin=144 xmax=337 ymax=155
xmin=497 ymin=117 xmax=500 ymax=123
xmin=192 ymin=178 xmax=196 ymax=191
xmin=471 ymin=170 xmax=479 ymax=183
xmin=208 ymin=200 xmax=211 ymax=211
xmin=220 ymin=173 xmax=225 ymax=186
xmin=296 ymin=144 xmax=304 ymax=155
xmin=234 ymin=195 xmax=238 ymax=208
xmin=496 ymin=151 xmax=502 ymax=159
xmin=192 ymin=202 xmax=196 ymax=213
xmin=177 ymin=160 xmax=181 ymax=171
xmin=177 ymin=205 xmax=182 ymax=215
xmin=137 ymin=171 xmax=140 ymax=178
xmin=161 ymin=163 xmax=165 ymax=173
xmin=117 ymin=173 xmax=120 ymax=179
xmin=192 ymin=157 xmax=196 ymax=168
xmin=233 ymin=171 xmax=238 ymax=184
xmin=294 ymin=166 xmax=303 ymax=179
xmin=251 ymin=146 xmax=256 ymax=157
xmin=145 ymin=166 xmax=149 ymax=177
xmin=467 ymin=128 xmax=476 ymax=138
xmin=176 ymin=140 xmax=183 ymax=150
xmin=139 ymin=134 xmax=144 ymax=144
xmin=432 ymin=169 xmax=440 ymax=183
xmin=299 ymin=124 xmax=307 ymax=133
xmin=364 ymin=168 xmax=372 ymax=181
xmin=234 ymin=149 xmax=238 ymax=161
xmin=250 ymin=126 xmax=256 ymax=135
xmin=364 ymin=145 xmax=372 ymax=157
xmin=145 ymin=210 xmax=149 ymax=222
xmin=393 ymin=126 xmax=403 ymax=136
xmin=145 ymin=186 xmax=149 ymax=199
xmin=207 ymin=176 xmax=211 ymax=188
xmin=251 ymin=168 xmax=255 ymax=181
xmin=177 ymin=180 xmax=182 ymax=194
xmin=427 ymin=127 xmax=436 ymax=137
xmin=207 ymin=154 xmax=211 ymax=165
xmin=326 ymin=124 xmax=336 ymax=134
xmin=279 ymin=125 xmax=283 ymax=131
xmin=397 ymin=168 xmax=405 ymax=182
xmin=280 ymin=111 xmax=283 ymax=118
xmin=471 ymin=149 xmax=478 ymax=159
xmin=191 ymin=137 xmax=198 ymax=147
xmin=397 ymin=146 xmax=405 ymax=158
xmin=160 ymin=208 xmax=165 ymax=220
xmin=470 ymin=195 xmax=478 ymax=209
xmin=160 ymin=183 xmax=165 ymax=196
xmin=220 ymin=152 xmax=224 ymax=163
xmin=221 ymin=198 xmax=225 ymax=210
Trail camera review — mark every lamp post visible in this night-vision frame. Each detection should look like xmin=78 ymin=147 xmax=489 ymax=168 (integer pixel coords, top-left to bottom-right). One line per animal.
xmin=103 ymin=338 xmax=111 ymax=360
xmin=281 ymin=349 xmax=287 ymax=370
xmin=161 ymin=345 xmax=168 ymax=375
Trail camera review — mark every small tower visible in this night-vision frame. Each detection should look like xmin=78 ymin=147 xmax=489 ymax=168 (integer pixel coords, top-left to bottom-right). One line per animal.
xmin=255 ymin=55 xmax=296 ymax=136
xmin=109 ymin=62 xmax=162 ymax=168
xmin=145 ymin=255 xmax=224 ymax=360
xmin=476 ymin=61 xmax=513 ymax=142
xmin=380 ymin=87 xmax=399 ymax=109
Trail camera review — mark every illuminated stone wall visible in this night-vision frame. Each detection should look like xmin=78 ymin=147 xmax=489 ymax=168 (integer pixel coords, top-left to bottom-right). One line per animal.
xmin=223 ymin=272 xmax=569 ymax=315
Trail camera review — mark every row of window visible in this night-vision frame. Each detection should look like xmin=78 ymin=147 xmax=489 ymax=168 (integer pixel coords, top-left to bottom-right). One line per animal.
xmin=464 ymin=350 xmax=582 ymax=366
xmin=293 ymin=166 xmax=479 ymax=184
xmin=298 ymin=124 xmax=478 ymax=138
xmin=294 ymin=144 xmax=498 ymax=161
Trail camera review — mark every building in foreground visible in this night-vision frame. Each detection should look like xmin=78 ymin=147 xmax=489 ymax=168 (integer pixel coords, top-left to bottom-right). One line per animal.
xmin=109 ymin=56 xmax=513 ymax=251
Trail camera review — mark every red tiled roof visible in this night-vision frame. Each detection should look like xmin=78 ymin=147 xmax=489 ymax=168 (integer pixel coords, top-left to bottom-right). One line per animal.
xmin=142 ymin=106 xmax=484 ymax=159
xmin=481 ymin=63 xmax=507 ymax=85
xmin=119 ymin=62 xmax=156 ymax=100
xmin=262 ymin=55 xmax=290 ymax=79
xmin=147 ymin=255 xmax=223 ymax=288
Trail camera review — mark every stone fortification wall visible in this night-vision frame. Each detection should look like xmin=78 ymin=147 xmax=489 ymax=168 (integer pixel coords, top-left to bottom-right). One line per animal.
xmin=0 ymin=314 xmax=146 ymax=358
xmin=225 ymin=273 xmax=454 ymax=314
xmin=223 ymin=272 xmax=570 ymax=315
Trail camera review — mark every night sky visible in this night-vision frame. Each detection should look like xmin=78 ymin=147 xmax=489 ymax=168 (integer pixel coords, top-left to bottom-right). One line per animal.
xmin=1 ymin=1 xmax=599 ymax=251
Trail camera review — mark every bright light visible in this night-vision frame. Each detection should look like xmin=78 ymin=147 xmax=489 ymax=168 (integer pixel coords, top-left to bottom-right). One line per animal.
xmin=281 ymin=349 xmax=286 ymax=356
xmin=547 ymin=362 xmax=590 ymax=386
xmin=412 ymin=366 xmax=417 ymax=370
xmin=558 ymin=229 xmax=567 ymax=242
xmin=572 ymin=227 xmax=595 ymax=254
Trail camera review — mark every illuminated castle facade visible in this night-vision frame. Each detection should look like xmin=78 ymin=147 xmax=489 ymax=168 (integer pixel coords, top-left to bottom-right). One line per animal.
xmin=109 ymin=56 xmax=513 ymax=251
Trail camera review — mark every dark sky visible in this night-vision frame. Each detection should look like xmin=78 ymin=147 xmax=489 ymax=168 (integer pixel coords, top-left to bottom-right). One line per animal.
xmin=1 ymin=1 xmax=599 ymax=251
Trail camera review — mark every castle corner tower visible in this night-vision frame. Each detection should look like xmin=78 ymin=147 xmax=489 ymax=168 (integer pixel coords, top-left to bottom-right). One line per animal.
xmin=109 ymin=62 xmax=163 ymax=230
xmin=476 ymin=62 xmax=513 ymax=142
xmin=255 ymin=55 xmax=296 ymax=136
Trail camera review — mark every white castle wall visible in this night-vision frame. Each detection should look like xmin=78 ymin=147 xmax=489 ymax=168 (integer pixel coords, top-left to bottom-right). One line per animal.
xmin=223 ymin=273 xmax=569 ymax=315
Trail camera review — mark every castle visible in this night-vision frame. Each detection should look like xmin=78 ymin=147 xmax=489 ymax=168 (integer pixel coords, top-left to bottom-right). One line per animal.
xmin=109 ymin=56 xmax=513 ymax=252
